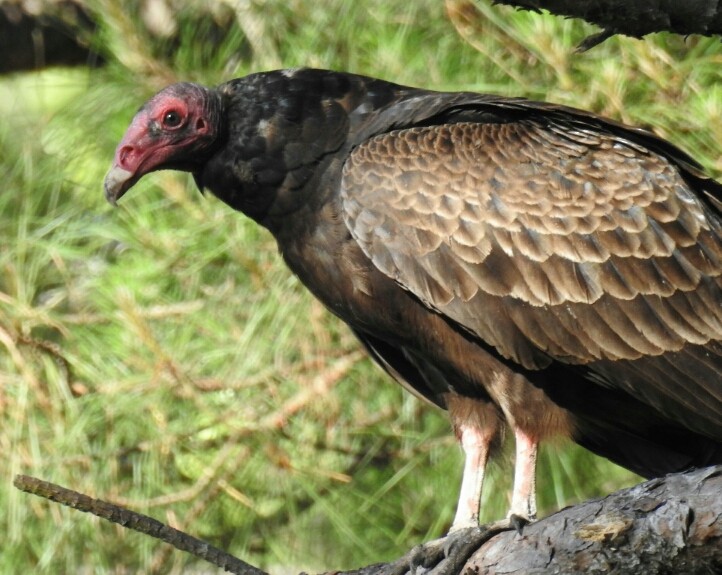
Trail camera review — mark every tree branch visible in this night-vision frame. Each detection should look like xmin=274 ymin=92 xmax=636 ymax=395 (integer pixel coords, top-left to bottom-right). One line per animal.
xmin=14 ymin=466 xmax=722 ymax=574
xmin=463 ymin=465 xmax=722 ymax=574
xmin=13 ymin=474 xmax=268 ymax=575
xmin=490 ymin=0 xmax=722 ymax=49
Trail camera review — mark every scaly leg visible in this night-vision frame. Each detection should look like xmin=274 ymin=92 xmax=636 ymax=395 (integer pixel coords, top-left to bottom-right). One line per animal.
xmin=444 ymin=394 xmax=501 ymax=530
xmin=509 ymin=427 xmax=538 ymax=525
xmin=381 ymin=416 xmax=509 ymax=575
xmin=380 ymin=397 xmax=509 ymax=575
xmin=450 ymin=422 xmax=493 ymax=530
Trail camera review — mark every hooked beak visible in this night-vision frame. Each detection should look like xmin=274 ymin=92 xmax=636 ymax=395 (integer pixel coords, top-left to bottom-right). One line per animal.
xmin=104 ymin=108 xmax=154 ymax=206
xmin=104 ymin=166 xmax=138 ymax=206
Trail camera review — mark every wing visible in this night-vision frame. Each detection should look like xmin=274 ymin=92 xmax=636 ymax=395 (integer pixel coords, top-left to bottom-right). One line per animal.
xmin=341 ymin=117 xmax=722 ymax=437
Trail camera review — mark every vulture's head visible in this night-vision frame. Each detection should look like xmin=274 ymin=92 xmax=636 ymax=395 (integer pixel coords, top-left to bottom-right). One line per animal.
xmin=104 ymin=82 xmax=222 ymax=205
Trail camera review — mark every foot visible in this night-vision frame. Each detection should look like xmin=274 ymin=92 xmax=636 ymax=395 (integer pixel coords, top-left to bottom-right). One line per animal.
xmin=380 ymin=520 xmax=514 ymax=575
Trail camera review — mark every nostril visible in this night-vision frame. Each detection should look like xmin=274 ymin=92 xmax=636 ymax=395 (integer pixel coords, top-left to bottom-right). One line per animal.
xmin=118 ymin=145 xmax=135 ymax=168
xmin=196 ymin=118 xmax=207 ymax=131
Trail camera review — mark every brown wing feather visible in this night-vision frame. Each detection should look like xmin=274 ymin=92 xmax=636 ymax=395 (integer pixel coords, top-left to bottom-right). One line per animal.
xmin=341 ymin=119 xmax=722 ymax=434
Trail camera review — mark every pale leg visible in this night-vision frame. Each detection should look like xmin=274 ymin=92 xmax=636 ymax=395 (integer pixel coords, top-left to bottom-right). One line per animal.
xmin=450 ymin=423 xmax=492 ymax=530
xmin=509 ymin=428 xmax=538 ymax=521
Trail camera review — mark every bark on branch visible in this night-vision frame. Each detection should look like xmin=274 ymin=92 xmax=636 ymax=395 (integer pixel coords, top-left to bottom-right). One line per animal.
xmin=490 ymin=0 xmax=722 ymax=49
xmin=463 ymin=465 xmax=722 ymax=574
xmin=14 ymin=466 xmax=722 ymax=575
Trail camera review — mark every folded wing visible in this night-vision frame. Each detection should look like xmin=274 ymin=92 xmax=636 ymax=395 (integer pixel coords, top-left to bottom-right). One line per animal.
xmin=341 ymin=117 xmax=722 ymax=439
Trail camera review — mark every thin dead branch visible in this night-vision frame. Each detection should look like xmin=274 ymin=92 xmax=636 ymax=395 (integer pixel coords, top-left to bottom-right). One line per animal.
xmin=13 ymin=474 xmax=268 ymax=575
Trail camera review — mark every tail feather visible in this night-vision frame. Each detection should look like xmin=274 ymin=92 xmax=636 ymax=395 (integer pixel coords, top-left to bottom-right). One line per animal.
xmin=574 ymin=417 xmax=722 ymax=479
xmin=533 ymin=360 xmax=722 ymax=478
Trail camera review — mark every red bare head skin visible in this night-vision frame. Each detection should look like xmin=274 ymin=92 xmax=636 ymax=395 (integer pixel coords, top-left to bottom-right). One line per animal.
xmin=104 ymin=82 xmax=222 ymax=205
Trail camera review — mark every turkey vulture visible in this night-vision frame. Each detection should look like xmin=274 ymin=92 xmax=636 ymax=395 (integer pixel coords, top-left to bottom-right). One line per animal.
xmin=105 ymin=69 xmax=722 ymax=532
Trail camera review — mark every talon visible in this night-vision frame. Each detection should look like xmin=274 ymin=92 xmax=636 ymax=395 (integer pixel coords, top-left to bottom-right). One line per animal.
xmin=508 ymin=513 xmax=531 ymax=534
xmin=442 ymin=526 xmax=479 ymax=557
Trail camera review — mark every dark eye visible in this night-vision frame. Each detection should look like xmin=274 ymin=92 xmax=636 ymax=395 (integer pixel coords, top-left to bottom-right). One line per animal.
xmin=162 ymin=110 xmax=182 ymax=128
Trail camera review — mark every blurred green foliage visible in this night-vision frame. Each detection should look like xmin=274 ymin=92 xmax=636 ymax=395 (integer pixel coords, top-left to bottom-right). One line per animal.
xmin=2 ymin=0 xmax=721 ymax=572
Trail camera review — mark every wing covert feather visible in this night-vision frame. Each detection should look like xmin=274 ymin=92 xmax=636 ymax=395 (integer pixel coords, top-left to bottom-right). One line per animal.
xmin=341 ymin=121 xmax=722 ymax=369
